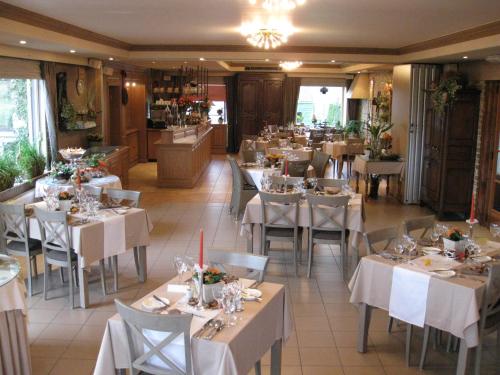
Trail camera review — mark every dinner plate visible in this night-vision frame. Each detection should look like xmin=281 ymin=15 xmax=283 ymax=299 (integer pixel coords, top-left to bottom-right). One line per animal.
xmin=141 ymin=296 xmax=170 ymax=312
xmin=432 ymin=270 xmax=456 ymax=278
xmin=472 ymin=255 xmax=492 ymax=263
xmin=421 ymin=247 xmax=441 ymax=255
xmin=242 ymin=288 xmax=262 ymax=301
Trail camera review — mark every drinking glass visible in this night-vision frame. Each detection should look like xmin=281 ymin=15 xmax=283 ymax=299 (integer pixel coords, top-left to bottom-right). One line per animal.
xmin=490 ymin=223 xmax=500 ymax=239
xmin=430 ymin=229 xmax=440 ymax=247
xmin=174 ymin=256 xmax=188 ymax=282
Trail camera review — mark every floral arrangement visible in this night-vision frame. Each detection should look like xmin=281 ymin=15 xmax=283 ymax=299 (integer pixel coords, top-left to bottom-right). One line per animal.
xmin=430 ymin=76 xmax=462 ymax=113
xmin=199 ymin=97 xmax=212 ymax=113
xmin=85 ymin=153 xmax=107 ymax=169
xmin=51 ymin=162 xmax=74 ymax=180
xmin=446 ymin=228 xmax=464 ymax=242
xmin=58 ymin=191 xmax=73 ymax=200
xmin=365 ymin=118 xmax=394 ymax=159
xmin=193 ymin=267 xmax=226 ymax=285
xmin=177 ymin=95 xmax=197 ymax=111
xmin=380 ymin=132 xmax=393 ymax=150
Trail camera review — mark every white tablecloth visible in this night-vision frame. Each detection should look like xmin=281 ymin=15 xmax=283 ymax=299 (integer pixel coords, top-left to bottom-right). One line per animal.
xmin=27 ymin=203 xmax=153 ymax=268
xmin=349 ymin=255 xmax=486 ymax=347
xmin=94 ymin=279 xmax=292 ymax=375
xmin=352 ymin=155 xmax=405 ymax=178
xmin=34 ymin=175 xmax=122 ymax=198
xmin=323 ymin=142 xmax=365 ymax=159
xmin=241 ymin=194 xmax=365 ymax=254
xmin=267 ymin=148 xmax=313 ymax=161
xmin=0 ymin=276 xmax=26 ymax=315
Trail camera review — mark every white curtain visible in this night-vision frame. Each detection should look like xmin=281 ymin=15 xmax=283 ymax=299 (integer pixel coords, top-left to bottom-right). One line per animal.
xmin=40 ymin=61 xmax=58 ymax=163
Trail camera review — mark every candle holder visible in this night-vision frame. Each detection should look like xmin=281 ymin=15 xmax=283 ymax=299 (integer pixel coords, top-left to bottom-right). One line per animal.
xmin=194 ymin=264 xmax=206 ymax=311
xmin=465 ymin=218 xmax=479 ymax=238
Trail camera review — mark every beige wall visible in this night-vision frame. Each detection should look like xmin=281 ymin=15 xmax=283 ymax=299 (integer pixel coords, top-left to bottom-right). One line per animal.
xmin=390 ymin=65 xmax=411 ymax=157
xmin=458 ymin=61 xmax=500 ymax=83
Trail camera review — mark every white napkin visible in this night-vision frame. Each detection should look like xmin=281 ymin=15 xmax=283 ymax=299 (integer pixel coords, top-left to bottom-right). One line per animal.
xmin=411 ymin=254 xmax=461 ymax=272
xmin=389 ymin=265 xmax=431 ymax=327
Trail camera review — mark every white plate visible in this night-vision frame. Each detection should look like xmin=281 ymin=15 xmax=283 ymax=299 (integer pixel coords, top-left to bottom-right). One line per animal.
xmin=421 ymin=247 xmax=442 ymax=255
xmin=242 ymin=288 xmax=262 ymax=301
xmin=141 ymin=296 xmax=170 ymax=312
xmin=472 ymin=255 xmax=492 ymax=263
xmin=432 ymin=270 xmax=456 ymax=278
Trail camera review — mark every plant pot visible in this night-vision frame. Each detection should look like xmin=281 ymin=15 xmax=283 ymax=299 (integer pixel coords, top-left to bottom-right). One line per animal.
xmin=442 ymin=238 xmax=465 ymax=258
xmin=58 ymin=199 xmax=73 ymax=212
xmin=201 ymin=281 xmax=224 ymax=303
xmin=88 ymin=141 xmax=103 ymax=148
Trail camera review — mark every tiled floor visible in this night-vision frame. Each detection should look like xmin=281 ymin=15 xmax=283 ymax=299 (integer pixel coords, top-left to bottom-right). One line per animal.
xmin=23 ymin=156 xmax=498 ymax=375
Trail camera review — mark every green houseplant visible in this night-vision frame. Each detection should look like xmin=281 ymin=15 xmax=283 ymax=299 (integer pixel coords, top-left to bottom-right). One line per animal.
xmin=430 ymin=76 xmax=462 ymax=113
xmin=0 ymin=155 xmax=20 ymax=192
xmin=344 ymin=120 xmax=363 ymax=138
xmin=365 ymin=119 xmax=394 ymax=160
xmin=16 ymin=136 xmax=46 ymax=179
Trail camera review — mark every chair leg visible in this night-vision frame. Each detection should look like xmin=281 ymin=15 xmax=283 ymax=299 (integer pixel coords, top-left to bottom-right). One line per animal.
xmin=59 ymin=267 xmax=65 ymax=284
xmin=112 ymin=255 xmax=119 ymax=292
xmin=107 ymin=257 xmax=112 ymax=272
xmin=446 ymin=333 xmax=453 ymax=352
xmin=419 ymin=325 xmax=431 ymax=370
xmin=99 ymin=259 xmax=107 ymax=296
xmin=473 ymin=339 xmax=483 ymax=375
xmin=43 ymin=261 xmax=49 ymax=300
xmin=68 ymin=266 xmax=74 ymax=309
xmin=133 ymin=248 xmax=140 ymax=276
xmin=405 ymin=324 xmax=413 ymax=367
xmin=32 ymin=256 xmax=38 ymax=278
xmin=307 ymin=236 xmax=313 ymax=279
xmin=73 ymin=266 xmax=79 ymax=288
xmin=387 ymin=317 xmax=394 ymax=333
xmin=254 ymin=360 xmax=261 ymax=375
xmin=293 ymin=238 xmax=298 ymax=276
xmin=26 ymin=256 xmax=33 ymax=297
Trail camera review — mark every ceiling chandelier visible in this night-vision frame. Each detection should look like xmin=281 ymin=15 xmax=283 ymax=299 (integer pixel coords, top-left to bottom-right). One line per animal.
xmin=279 ymin=61 xmax=303 ymax=71
xmin=249 ymin=0 xmax=306 ymax=11
xmin=240 ymin=16 xmax=295 ymax=49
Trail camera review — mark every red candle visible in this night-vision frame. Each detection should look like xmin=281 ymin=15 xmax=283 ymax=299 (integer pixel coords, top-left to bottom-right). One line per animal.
xmin=285 ymin=159 xmax=289 ymax=176
xmin=470 ymin=194 xmax=475 ymax=222
xmin=199 ymin=228 xmax=204 ymax=268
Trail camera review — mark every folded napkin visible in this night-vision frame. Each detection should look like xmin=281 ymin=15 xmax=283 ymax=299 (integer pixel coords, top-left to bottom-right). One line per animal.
xmin=389 ymin=265 xmax=431 ymax=327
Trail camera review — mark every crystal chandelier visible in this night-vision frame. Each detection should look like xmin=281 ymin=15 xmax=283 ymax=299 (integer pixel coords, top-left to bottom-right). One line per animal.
xmin=240 ymin=16 xmax=295 ymax=49
xmin=279 ymin=61 xmax=303 ymax=71
xmin=249 ymin=0 xmax=306 ymax=11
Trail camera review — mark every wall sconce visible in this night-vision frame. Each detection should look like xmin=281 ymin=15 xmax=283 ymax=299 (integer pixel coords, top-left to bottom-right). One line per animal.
xmin=125 ymin=82 xmax=131 ymax=88
xmin=132 ymin=82 xmax=136 ymax=87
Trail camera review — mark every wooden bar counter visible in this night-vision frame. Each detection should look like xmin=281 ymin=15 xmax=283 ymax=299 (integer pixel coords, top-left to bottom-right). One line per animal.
xmin=156 ymin=124 xmax=212 ymax=188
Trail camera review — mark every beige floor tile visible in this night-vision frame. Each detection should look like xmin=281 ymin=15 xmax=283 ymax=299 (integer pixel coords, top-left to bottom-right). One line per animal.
xmin=294 ymin=315 xmax=331 ymax=331
xmin=328 ymin=315 xmax=359 ymax=332
xmin=342 ymin=366 xmax=385 ymax=375
xmin=31 ymin=357 xmax=58 ymax=375
xmin=85 ymin=310 xmax=116 ymax=326
xmin=302 ymin=366 xmax=344 ymax=375
xmin=48 ymin=358 xmax=95 ymax=375
xmin=61 ymin=340 xmax=101 ymax=360
xmin=53 ymin=309 xmax=94 ymax=325
xmin=293 ymin=303 xmax=327 ymax=317
xmin=38 ymin=324 xmax=82 ymax=341
xmin=299 ymin=347 xmax=341 ymax=366
xmin=28 ymin=322 xmax=49 ymax=343
xmin=28 ymin=309 xmax=60 ymax=324
xmin=297 ymin=330 xmax=336 ymax=347
xmin=252 ymin=365 xmax=303 ymax=375
xmin=30 ymin=339 xmax=71 ymax=359
xmin=337 ymin=347 xmax=382 ymax=366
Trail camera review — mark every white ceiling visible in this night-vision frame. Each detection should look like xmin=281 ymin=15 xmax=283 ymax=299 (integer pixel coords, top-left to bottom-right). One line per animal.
xmin=4 ymin=0 xmax=500 ymax=48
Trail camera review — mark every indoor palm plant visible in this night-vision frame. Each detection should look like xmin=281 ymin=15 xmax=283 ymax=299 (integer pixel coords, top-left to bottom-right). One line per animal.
xmin=366 ymin=119 xmax=393 ymax=159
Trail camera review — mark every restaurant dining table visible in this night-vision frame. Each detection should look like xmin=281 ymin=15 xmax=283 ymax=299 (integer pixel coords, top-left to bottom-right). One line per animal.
xmin=293 ymin=135 xmax=308 ymax=146
xmin=351 ymin=155 xmax=405 ymax=199
xmin=0 ymin=255 xmax=31 ymax=375
xmin=26 ymin=202 xmax=153 ymax=308
xmin=93 ymin=275 xmax=292 ymax=375
xmin=267 ymin=147 xmax=314 ymax=161
xmin=323 ymin=141 xmax=365 ymax=178
xmin=241 ymin=192 xmax=365 ymax=263
xmin=348 ymin=247 xmax=500 ymax=375
xmin=34 ymin=174 xmax=122 ymax=198
xmin=241 ymin=166 xmax=315 ymax=189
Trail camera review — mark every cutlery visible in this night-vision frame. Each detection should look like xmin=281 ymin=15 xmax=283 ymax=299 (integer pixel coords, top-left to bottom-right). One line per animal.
xmin=207 ymin=322 xmax=225 ymax=340
xmin=152 ymin=294 xmax=169 ymax=308
xmin=194 ymin=319 xmax=214 ymax=338
xmin=201 ymin=319 xmax=220 ymax=339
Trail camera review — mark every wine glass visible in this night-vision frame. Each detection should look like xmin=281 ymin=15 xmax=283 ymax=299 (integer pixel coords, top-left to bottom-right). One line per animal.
xmin=489 ymin=223 xmax=500 ymax=240
xmin=174 ymin=256 xmax=188 ymax=282
xmin=430 ymin=228 xmax=440 ymax=248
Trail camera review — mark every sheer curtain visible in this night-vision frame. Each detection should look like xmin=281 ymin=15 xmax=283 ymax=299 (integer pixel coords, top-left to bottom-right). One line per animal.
xmin=40 ymin=61 xmax=58 ymax=164
xmin=283 ymin=77 xmax=301 ymax=125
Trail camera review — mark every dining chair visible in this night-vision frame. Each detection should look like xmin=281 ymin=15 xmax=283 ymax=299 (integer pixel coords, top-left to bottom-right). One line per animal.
xmin=227 ymin=156 xmax=258 ymax=220
xmin=281 ymin=160 xmax=310 ymax=177
xmin=305 ymin=194 xmax=350 ymax=278
xmin=0 ymin=203 xmax=42 ymax=296
xmin=310 ymin=150 xmax=331 ymax=178
xmin=241 ymin=150 xmax=257 ymax=163
xmin=343 ymin=138 xmax=364 ymax=177
xmin=269 ymin=176 xmax=304 ymax=191
xmin=106 ymin=188 xmax=142 ymax=291
xmin=34 ymin=206 xmax=107 ymax=308
xmin=259 ymin=191 xmax=302 ymax=276
xmin=114 ymin=299 xmax=193 ymax=375
xmin=402 ymin=215 xmax=435 ymax=239
xmin=242 ymin=134 xmax=258 ymax=142
xmin=82 ymin=184 xmax=103 ymax=200
xmin=363 ymin=226 xmax=399 ymax=255
xmin=207 ymin=249 xmax=269 ymax=283
xmin=419 ymin=263 xmax=500 ymax=375
xmin=316 ymin=178 xmax=349 ymax=189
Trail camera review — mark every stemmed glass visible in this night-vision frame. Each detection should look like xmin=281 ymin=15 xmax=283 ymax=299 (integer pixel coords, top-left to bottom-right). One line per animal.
xmin=489 ymin=223 xmax=500 ymax=240
xmin=430 ymin=227 xmax=440 ymax=248
xmin=174 ymin=256 xmax=188 ymax=283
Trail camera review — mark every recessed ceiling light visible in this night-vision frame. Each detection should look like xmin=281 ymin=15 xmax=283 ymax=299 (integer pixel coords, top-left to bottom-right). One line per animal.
xmin=108 ymin=57 xmax=114 ymax=61
xmin=19 ymin=40 xmax=27 ymax=45
xmin=152 ymin=61 xmax=156 ymax=64
xmin=199 ymin=57 xmax=205 ymax=61
xmin=331 ymin=59 xmax=335 ymax=63
xmin=70 ymin=50 xmax=76 ymax=54
xmin=357 ymin=71 xmax=361 ymax=73
xmin=463 ymin=56 xmax=468 ymax=59
xmin=265 ymin=58 xmax=270 ymax=62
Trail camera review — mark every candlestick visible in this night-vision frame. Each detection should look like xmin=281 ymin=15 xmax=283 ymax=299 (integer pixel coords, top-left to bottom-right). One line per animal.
xmin=466 ymin=218 xmax=479 ymax=238
xmin=469 ymin=195 xmax=475 ymax=222
xmin=284 ymin=159 xmax=289 ymax=177
xmin=199 ymin=228 xmax=204 ymax=268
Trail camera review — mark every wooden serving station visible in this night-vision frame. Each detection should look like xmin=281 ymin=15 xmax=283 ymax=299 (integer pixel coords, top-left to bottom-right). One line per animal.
xmin=156 ymin=123 xmax=213 ymax=188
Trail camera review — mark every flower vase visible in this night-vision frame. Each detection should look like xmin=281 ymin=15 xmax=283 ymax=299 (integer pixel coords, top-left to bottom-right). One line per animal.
xmin=58 ymin=199 xmax=72 ymax=212
xmin=202 ymin=281 xmax=224 ymax=303
xmin=443 ymin=238 xmax=465 ymax=258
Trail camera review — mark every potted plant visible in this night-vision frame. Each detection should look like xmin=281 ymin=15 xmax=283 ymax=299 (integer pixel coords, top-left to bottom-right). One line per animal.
xmin=0 ymin=155 xmax=20 ymax=192
xmin=443 ymin=228 xmax=465 ymax=256
xmin=51 ymin=162 xmax=74 ymax=181
xmin=16 ymin=136 xmax=46 ymax=180
xmin=87 ymin=133 xmax=103 ymax=148
xmin=344 ymin=120 xmax=363 ymax=138
xmin=193 ymin=267 xmax=226 ymax=302
xmin=57 ymin=191 xmax=74 ymax=212
xmin=430 ymin=76 xmax=462 ymax=113
xmin=217 ymin=108 xmax=224 ymax=124
xmin=365 ymin=119 xmax=394 ymax=159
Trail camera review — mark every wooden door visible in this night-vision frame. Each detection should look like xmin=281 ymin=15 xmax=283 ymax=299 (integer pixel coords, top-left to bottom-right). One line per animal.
xmin=237 ymin=79 xmax=260 ymax=142
xmin=262 ymin=79 xmax=283 ymax=125
xmin=108 ymin=85 xmax=122 ymax=146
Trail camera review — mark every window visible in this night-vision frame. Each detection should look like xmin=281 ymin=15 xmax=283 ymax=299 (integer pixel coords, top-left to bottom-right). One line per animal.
xmin=207 ymin=84 xmax=226 ymax=124
xmin=296 ymin=86 xmax=345 ymax=126
xmin=0 ymin=78 xmax=46 ymax=155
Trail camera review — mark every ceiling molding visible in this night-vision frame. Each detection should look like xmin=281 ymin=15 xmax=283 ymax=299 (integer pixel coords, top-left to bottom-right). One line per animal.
xmin=398 ymin=20 xmax=500 ymax=54
xmin=0 ymin=1 xmax=131 ymax=50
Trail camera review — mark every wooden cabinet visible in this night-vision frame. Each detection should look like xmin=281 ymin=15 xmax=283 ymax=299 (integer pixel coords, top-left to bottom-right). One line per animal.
xmin=211 ymin=124 xmax=227 ymax=154
xmin=236 ymin=73 xmax=284 ymax=147
xmin=105 ymin=146 xmax=130 ymax=187
xmin=421 ymin=89 xmax=480 ymax=219
xmin=126 ymin=129 xmax=139 ymax=166
xmin=147 ymin=129 xmax=162 ymax=160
